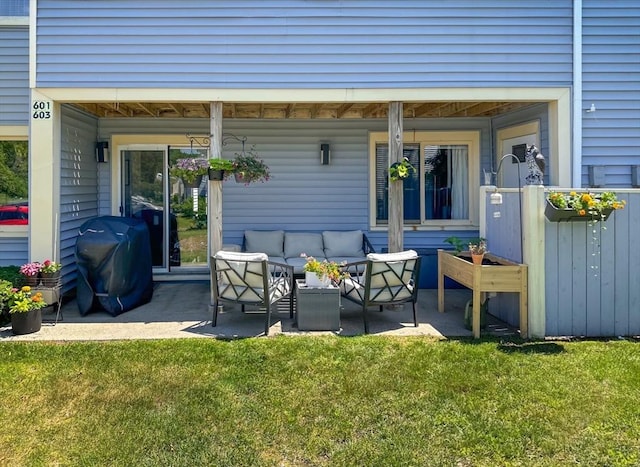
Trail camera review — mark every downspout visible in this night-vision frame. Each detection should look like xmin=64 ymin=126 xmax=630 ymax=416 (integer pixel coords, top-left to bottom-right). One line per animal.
xmin=572 ymin=0 xmax=583 ymax=187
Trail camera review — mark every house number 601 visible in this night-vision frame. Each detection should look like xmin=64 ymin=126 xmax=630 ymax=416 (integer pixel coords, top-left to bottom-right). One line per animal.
xmin=32 ymin=101 xmax=52 ymax=119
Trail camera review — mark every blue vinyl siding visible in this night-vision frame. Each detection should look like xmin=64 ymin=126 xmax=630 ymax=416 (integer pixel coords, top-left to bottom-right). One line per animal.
xmin=99 ymin=116 xmax=496 ymax=252
xmin=0 ymin=237 xmax=27 ymax=266
xmin=59 ymin=105 xmax=99 ymax=292
xmin=36 ymin=0 xmax=573 ymax=88
xmin=0 ymin=26 xmax=29 ymax=125
xmin=581 ymin=1 xmax=640 ymax=187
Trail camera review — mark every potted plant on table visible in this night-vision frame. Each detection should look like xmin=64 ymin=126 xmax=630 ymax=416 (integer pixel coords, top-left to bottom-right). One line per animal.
xmin=232 ymin=146 xmax=271 ymax=184
xmin=6 ymin=285 xmax=47 ymax=335
xmin=468 ymin=238 xmax=487 ymax=265
xmin=301 ymin=254 xmax=348 ymax=288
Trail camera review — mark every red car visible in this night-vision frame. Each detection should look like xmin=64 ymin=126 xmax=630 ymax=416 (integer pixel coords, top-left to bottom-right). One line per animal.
xmin=0 ymin=204 xmax=28 ymax=225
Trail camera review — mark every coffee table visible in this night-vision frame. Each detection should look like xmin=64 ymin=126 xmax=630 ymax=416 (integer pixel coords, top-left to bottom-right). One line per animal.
xmin=295 ymin=279 xmax=340 ymax=331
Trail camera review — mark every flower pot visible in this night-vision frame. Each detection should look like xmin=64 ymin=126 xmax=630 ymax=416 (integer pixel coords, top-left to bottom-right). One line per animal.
xmin=471 ymin=253 xmax=484 ymax=265
xmin=182 ymin=175 xmax=203 ymax=192
xmin=208 ymin=169 xmax=226 ymax=181
xmin=11 ymin=308 xmax=42 ymax=335
xmin=22 ymin=275 xmax=39 ymax=287
xmin=305 ymin=271 xmax=331 ymax=288
xmin=544 ymin=199 xmax=613 ymax=222
xmin=39 ymin=271 xmax=61 ymax=287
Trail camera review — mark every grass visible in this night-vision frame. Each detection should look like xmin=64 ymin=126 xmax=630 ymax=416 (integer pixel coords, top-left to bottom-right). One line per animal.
xmin=1 ymin=337 xmax=639 ymax=466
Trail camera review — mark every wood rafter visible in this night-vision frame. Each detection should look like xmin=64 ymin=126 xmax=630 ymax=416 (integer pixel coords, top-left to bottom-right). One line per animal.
xmin=69 ymin=101 xmax=535 ymax=120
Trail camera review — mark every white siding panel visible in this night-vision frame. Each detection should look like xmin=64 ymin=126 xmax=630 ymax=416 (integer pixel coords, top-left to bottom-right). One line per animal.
xmin=581 ymin=1 xmax=640 ymax=187
xmin=0 ymin=26 xmax=29 ymax=124
xmin=36 ymin=1 xmax=573 ymax=88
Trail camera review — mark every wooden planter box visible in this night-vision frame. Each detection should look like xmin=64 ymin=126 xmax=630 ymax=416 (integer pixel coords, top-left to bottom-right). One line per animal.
xmin=437 ymin=249 xmax=528 ymax=338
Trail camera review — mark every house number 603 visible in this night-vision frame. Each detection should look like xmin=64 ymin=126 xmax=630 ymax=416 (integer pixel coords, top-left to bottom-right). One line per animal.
xmin=32 ymin=101 xmax=52 ymax=119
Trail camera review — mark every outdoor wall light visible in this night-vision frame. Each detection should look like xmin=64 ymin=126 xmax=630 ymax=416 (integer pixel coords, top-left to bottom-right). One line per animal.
xmin=95 ymin=141 xmax=109 ymax=163
xmin=320 ymin=143 xmax=330 ymax=165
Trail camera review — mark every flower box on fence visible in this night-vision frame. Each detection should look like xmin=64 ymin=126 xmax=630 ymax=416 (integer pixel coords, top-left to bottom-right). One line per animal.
xmin=544 ymin=200 xmax=614 ymax=222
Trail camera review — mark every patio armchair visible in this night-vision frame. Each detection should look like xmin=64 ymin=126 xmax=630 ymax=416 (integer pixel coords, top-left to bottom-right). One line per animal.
xmin=340 ymin=250 xmax=421 ymax=333
xmin=211 ymin=251 xmax=294 ymax=335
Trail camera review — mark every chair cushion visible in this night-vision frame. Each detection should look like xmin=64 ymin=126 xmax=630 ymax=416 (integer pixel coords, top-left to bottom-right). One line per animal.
xmin=214 ymin=251 xmax=268 ymax=289
xmin=215 ymin=251 xmax=268 ymax=262
xmin=366 ymin=250 xmax=418 ymax=262
xmin=286 ymin=256 xmax=317 ymax=275
xmin=284 ymin=232 xmax=324 ymax=259
xmin=367 ymin=250 xmax=418 ymax=289
xmin=244 ymin=230 xmax=285 ymax=257
xmin=322 ymin=230 xmax=364 ymax=258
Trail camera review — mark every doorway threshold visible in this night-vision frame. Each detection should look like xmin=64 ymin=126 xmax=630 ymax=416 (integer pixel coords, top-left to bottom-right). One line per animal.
xmin=154 ymin=268 xmax=209 ymax=282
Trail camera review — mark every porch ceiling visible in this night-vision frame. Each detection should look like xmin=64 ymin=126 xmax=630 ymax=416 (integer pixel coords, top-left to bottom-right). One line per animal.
xmin=71 ymin=101 xmax=536 ymax=119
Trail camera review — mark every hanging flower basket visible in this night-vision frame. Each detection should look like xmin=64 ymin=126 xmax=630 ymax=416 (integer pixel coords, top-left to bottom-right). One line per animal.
xmin=208 ymin=169 xmax=226 ymax=181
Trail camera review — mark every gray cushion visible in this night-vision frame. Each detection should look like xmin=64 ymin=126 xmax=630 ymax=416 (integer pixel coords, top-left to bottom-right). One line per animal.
xmin=244 ymin=230 xmax=285 ymax=257
xmin=323 ymin=230 xmax=364 ymax=258
xmin=284 ymin=232 xmax=324 ymax=258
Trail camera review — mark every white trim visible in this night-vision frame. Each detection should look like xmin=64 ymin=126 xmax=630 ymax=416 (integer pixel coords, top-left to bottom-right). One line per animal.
xmin=0 ymin=126 xmax=28 ymax=137
xmin=110 ymin=134 xmax=196 ymax=215
xmin=34 ymin=87 xmax=572 ymax=104
xmin=0 ymin=130 xmax=28 ymax=235
xmin=369 ymin=130 xmax=480 ymax=229
xmin=495 ymin=120 xmax=540 ymax=186
xmin=573 ymin=0 xmax=583 ymax=187
xmin=0 ymin=17 xmax=29 ymax=26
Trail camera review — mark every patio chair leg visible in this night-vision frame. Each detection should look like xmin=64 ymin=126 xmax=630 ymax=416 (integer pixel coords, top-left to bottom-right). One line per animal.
xmin=363 ymin=306 xmax=369 ymax=334
xmin=265 ymin=304 xmax=271 ymax=336
xmin=212 ymin=301 xmax=218 ymax=327
xmin=412 ymin=302 xmax=418 ymax=327
xmin=289 ymin=294 xmax=294 ymax=319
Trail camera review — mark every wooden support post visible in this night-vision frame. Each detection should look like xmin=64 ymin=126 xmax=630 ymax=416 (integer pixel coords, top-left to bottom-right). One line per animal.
xmin=209 ymin=102 xmax=223 ymax=258
xmin=209 ymin=102 xmax=223 ymax=314
xmin=388 ymin=101 xmax=403 ymax=253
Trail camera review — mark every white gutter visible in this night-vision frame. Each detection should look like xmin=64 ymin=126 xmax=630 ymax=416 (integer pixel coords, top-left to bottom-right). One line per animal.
xmin=573 ymin=0 xmax=583 ymax=187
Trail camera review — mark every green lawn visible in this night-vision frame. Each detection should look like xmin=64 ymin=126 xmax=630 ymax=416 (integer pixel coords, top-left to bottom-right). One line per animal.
xmin=1 ymin=337 xmax=639 ymax=466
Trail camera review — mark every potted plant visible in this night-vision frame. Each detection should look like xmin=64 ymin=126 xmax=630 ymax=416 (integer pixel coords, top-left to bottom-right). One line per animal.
xmin=389 ymin=157 xmax=415 ymax=182
xmin=40 ymin=259 xmax=62 ymax=286
xmin=207 ymin=158 xmax=235 ymax=180
xmin=232 ymin=146 xmax=271 ymax=184
xmin=7 ymin=285 xmax=47 ymax=335
xmin=546 ymin=190 xmax=625 ymax=222
xmin=468 ymin=238 xmax=487 ymax=265
xmin=19 ymin=261 xmax=42 ymax=286
xmin=301 ymin=254 xmax=347 ymax=288
xmin=170 ymin=158 xmax=210 ymax=189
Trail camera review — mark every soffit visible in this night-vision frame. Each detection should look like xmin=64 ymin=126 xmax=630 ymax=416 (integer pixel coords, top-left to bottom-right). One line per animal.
xmin=70 ymin=101 xmax=535 ymax=119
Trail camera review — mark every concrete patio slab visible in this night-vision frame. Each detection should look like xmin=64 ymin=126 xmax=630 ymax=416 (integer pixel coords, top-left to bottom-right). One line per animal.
xmin=0 ymin=282 xmax=518 ymax=341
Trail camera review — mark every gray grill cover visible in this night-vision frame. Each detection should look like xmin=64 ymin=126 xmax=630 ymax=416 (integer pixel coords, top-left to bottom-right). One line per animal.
xmin=75 ymin=216 xmax=153 ymax=316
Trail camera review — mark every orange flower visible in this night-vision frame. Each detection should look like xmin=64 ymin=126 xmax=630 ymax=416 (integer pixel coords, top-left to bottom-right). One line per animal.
xmin=578 ymin=209 xmax=586 ymax=216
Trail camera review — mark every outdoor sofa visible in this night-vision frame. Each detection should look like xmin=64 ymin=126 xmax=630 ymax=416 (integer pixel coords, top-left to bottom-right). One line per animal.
xmin=242 ymin=229 xmax=375 ymax=274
